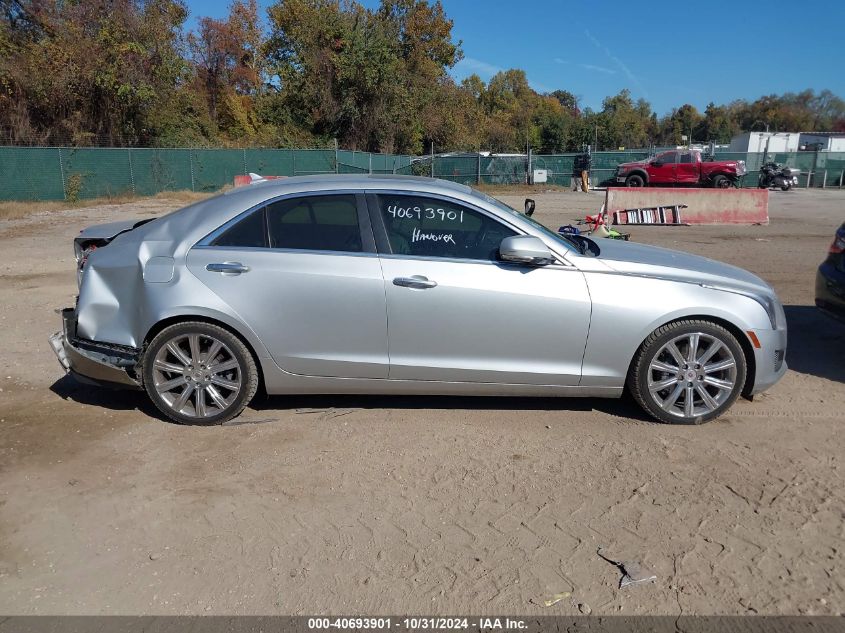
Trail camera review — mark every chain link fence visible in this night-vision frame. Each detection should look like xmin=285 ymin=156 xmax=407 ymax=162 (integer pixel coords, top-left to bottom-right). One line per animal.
xmin=1 ymin=146 xmax=843 ymax=201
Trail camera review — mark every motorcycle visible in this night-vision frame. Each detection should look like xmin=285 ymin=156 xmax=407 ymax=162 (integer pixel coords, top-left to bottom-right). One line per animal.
xmin=758 ymin=162 xmax=798 ymax=191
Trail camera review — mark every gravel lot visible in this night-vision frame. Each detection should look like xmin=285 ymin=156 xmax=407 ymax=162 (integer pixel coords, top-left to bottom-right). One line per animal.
xmin=0 ymin=188 xmax=843 ymax=616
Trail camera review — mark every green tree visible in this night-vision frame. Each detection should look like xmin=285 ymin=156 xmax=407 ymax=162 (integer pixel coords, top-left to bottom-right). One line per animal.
xmin=698 ymin=102 xmax=739 ymax=143
xmin=597 ymin=89 xmax=653 ymax=149
xmin=263 ymin=0 xmax=462 ymax=153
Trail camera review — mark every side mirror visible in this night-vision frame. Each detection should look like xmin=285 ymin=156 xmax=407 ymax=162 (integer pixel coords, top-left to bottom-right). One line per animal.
xmin=498 ymin=235 xmax=553 ymax=266
xmin=524 ymin=198 xmax=536 ymax=217
xmin=651 ymin=160 xmax=663 ymax=167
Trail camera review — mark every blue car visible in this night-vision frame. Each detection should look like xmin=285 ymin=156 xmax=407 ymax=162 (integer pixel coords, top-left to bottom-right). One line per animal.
xmin=816 ymin=222 xmax=845 ymax=323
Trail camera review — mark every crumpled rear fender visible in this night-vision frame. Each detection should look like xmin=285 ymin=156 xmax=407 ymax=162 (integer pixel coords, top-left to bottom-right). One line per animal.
xmin=76 ymin=236 xmax=271 ymax=360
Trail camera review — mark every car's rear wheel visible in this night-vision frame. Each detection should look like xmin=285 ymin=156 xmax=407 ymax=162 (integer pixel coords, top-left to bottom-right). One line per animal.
xmin=628 ymin=320 xmax=747 ymax=425
xmin=142 ymin=321 xmax=258 ymax=425
xmin=625 ymin=174 xmax=645 ymax=187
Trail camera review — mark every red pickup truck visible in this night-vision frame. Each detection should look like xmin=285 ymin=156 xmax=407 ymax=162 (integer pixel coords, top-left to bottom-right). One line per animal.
xmin=615 ymin=149 xmax=746 ymax=188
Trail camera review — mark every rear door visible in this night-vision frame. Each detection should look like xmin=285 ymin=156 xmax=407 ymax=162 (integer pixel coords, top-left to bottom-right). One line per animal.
xmin=675 ymin=151 xmax=699 ymax=184
xmin=368 ymin=191 xmax=592 ymax=386
xmin=648 ymin=151 xmax=678 ymax=184
xmin=187 ymin=192 xmax=389 ymax=378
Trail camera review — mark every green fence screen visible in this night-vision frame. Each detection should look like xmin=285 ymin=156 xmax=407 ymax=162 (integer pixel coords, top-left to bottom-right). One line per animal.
xmin=1 ymin=147 xmax=843 ymax=201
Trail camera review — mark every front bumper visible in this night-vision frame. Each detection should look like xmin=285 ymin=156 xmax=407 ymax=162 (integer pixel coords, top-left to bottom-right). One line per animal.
xmin=747 ymin=326 xmax=788 ymax=396
xmin=49 ymin=308 xmax=142 ymax=389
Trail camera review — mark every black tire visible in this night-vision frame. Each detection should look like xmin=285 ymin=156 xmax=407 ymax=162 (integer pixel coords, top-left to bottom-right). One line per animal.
xmin=712 ymin=174 xmax=731 ymax=189
xmin=625 ymin=174 xmax=645 ymax=187
xmin=627 ymin=319 xmax=747 ymax=425
xmin=781 ymin=183 xmax=791 ymax=191
xmin=142 ymin=321 xmax=259 ymax=425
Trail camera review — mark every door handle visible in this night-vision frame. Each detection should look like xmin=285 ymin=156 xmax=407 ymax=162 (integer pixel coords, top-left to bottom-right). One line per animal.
xmin=206 ymin=262 xmax=250 ymax=274
xmin=393 ymin=275 xmax=437 ymax=289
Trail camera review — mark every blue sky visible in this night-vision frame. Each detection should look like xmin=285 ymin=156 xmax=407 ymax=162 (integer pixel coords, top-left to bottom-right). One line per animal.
xmin=184 ymin=0 xmax=845 ymax=115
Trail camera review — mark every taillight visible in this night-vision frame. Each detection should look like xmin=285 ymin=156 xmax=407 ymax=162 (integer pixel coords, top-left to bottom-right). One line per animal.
xmin=831 ymin=230 xmax=845 ymax=254
xmin=80 ymin=244 xmax=97 ymax=269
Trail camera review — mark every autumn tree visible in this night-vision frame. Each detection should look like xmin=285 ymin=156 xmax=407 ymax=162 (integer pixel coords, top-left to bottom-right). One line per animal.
xmin=2 ymin=1 xmax=844 ymax=152
xmin=263 ymin=0 xmax=463 ymax=153
xmin=591 ymin=89 xmax=654 ymax=150
xmin=0 ymin=0 xmax=187 ymax=146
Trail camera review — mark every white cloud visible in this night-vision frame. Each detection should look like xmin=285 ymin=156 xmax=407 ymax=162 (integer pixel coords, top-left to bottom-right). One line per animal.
xmin=582 ymin=28 xmax=648 ymax=97
xmin=453 ymin=56 xmax=503 ymax=79
xmin=554 ymin=58 xmax=616 ymax=75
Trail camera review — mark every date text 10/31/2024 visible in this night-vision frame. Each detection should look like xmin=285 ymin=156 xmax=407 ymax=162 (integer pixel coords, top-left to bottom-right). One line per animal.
xmin=307 ymin=617 xmax=528 ymax=630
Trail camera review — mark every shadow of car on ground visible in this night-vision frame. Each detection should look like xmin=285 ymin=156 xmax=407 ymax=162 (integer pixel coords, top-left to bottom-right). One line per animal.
xmin=784 ymin=305 xmax=845 ymax=383
xmin=50 ymin=373 xmax=653 ymax=426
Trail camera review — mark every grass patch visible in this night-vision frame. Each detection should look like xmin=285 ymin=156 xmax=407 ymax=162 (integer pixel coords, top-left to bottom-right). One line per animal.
xmin=0 ymin=190 xmax=215 ymax=221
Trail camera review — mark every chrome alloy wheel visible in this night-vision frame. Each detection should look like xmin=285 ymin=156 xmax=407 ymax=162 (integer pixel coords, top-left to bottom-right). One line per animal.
xmin=151 ymin=333 xmax=243 ymax=419
xmin=646 ymin=332 xmax=738 ymax=419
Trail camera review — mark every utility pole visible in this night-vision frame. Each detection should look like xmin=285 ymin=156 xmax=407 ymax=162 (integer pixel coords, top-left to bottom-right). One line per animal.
xmin=430 ymin=142 xmax=434 ymax=178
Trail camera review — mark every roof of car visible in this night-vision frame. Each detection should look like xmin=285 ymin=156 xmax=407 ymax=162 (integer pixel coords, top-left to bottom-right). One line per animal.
xmin=148 ymin=174 xmax=486 ymax=247
xmin=222 ymin=173 xmax=473 ymax=197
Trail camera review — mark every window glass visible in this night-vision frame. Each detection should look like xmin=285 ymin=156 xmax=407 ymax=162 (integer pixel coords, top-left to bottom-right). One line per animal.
xmin=679 ymin=152 xmax=693 ymax=164
xmin=267 ymin=194 xmax=362 ymax=252
xmin=377 ymin=195 xmax=517 ymax=260
xmin=658 ymin=152 xmax=678 ymax=164
xmin=211 ymin=208 xmax=267 ymax=248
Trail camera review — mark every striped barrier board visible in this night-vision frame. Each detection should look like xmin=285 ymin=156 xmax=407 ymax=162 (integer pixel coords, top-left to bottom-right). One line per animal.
xmin=605 ymin=187 xmax=769 ymax=225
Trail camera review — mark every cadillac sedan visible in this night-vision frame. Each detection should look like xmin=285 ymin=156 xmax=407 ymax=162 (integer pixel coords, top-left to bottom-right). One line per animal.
xmin=50 ymin=175 xmax=787 ymax=425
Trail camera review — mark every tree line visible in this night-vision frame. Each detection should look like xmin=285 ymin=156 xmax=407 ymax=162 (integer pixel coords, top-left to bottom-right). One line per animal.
xmin=2 ymin=0 xmax=844 ymax=153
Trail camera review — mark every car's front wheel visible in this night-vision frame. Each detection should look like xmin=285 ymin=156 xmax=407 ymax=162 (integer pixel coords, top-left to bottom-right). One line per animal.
xmin=142 ymin=321 xmax=258 ymax=425
xmin=628 ymin=320 xmax=747 ymax=425
xmin=712 ymin=174 xmax=732 ymax=188
xmin=625 ymin=174 xmax=645 ymax=187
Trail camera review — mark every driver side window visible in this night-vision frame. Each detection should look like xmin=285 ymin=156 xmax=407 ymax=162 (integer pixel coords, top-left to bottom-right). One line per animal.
xmin=376 ymin=195 xmax=516 ymax=261
xmin=659 ymin=152 xmax=678 ymax=164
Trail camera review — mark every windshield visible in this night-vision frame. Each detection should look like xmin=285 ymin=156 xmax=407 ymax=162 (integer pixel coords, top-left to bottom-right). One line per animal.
xmin=471 ymin=190 xmax=583 ymax=254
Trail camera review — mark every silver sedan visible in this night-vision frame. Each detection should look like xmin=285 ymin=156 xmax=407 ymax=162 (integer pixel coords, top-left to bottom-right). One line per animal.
xmin=50 ymin=175 xmax=787 ymax=425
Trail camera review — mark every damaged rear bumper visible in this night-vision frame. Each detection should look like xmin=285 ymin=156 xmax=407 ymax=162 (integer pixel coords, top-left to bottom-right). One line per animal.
xmin=49 ymin=308 xmax=142 ymax=389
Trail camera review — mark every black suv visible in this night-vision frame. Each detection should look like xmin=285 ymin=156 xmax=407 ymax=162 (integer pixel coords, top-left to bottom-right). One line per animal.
xmin=816 ymin=222 xmax=845 ymax=323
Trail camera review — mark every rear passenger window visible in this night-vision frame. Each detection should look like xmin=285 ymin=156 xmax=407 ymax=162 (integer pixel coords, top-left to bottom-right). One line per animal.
xmin=679 ymin=152 xmax=693 ymax=164
xmin=267 ymin=195 xmax=362 ymax=253
xmin=211 ymin=208 xmax=267 ymax=248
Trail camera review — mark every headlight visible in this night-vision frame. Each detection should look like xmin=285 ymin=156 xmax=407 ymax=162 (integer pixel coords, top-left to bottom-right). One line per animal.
xmin=700 ymin=284 xmax=783 ymax=329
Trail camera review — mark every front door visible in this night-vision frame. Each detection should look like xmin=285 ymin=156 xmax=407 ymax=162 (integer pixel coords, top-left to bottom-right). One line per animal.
xmin=369 ymin=192 xmax=592 ymax=386
xmin=649 ymin=151 xmax=678 ymax=184
xmin=187 ymin=193 xmax=389 ymax=378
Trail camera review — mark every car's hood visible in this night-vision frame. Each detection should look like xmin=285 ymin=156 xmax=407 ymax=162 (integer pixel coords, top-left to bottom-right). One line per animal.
xmin=617 ymin=159 xmax=648 ymax=169
xmin=593 ymin=239 xmax=773 ymax=294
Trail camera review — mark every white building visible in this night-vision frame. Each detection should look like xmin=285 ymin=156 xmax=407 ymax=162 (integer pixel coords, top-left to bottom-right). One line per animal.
xmin=729 ymin=132 xmax=801 ymax=153
xmin=798 ymin=133 xmax=845 ymax=152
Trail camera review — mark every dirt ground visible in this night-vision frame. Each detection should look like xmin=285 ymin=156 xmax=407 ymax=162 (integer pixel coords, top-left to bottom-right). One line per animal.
xmin=0 ymin=187 xmax=843 ymax=616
